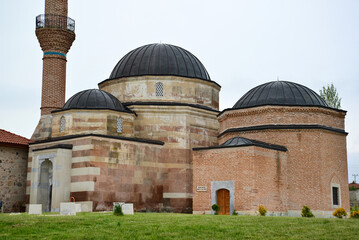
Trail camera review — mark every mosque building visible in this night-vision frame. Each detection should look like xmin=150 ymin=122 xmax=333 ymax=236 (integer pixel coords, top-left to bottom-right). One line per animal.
xmin=1 ymin=0 xmax=349 ymax=216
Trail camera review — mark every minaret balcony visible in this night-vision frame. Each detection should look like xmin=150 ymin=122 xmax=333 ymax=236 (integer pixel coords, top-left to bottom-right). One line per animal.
xmin=36 ymin=14 xmax=75 ymax=32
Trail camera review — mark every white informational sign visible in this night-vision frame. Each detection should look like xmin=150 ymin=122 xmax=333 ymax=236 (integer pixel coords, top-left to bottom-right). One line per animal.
xmin=196 ymin=186 xmax=207 ymax=192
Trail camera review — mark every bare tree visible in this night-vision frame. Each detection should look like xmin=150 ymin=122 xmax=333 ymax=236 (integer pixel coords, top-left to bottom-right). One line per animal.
xmin=319 ymin=83 xmax=341 ymax=109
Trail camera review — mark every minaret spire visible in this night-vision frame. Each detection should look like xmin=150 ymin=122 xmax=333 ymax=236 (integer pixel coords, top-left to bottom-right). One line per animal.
xmin=32 ymin=0 xmax=75 ymax=140
xmin=36 ymin=0 xmax=75 ymax=115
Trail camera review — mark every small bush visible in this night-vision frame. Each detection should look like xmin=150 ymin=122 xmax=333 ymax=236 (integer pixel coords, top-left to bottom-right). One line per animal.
xmin=349 ymin=186 xmax=357 ymax=191
xmin=212 ymin=204 xmax=220 ymax=215
xmin=232 ymin=210 xmax=238 ymax=216
xmin=333 ymin=208 xmax=347 ymax=218
xmin=350 ymin=211 xmax=359 ymax=218
xmin=350 ymin=205 xmax=359 ymax=213
xmin=301 ymin=205 xmax=315 ymax=218
xmin=258 ymin=205 xmax=267 ymax=216
xmin=113 ymin=205 xmax=123 ymax=216
xmin=350 ymin=205 xmax=359 ymax=219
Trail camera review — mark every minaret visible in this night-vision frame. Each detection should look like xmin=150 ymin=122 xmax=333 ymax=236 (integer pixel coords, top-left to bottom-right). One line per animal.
xmin=32 ymin=0 xmax=75 ymax=140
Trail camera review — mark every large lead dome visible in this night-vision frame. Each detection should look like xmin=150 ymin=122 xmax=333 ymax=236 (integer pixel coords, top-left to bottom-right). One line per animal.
xmin=109 ymin=43 xmax=211 ymax=81
xmin=233 ymin=81 xmax=328 ymax=109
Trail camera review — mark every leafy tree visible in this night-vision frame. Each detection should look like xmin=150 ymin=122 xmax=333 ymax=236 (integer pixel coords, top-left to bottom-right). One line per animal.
xmin=319 ymin=83 xmax=341 ymax=109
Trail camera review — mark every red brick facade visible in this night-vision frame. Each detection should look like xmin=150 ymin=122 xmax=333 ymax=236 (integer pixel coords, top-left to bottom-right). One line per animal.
xmin=45 ymin=0 xmax=68 ymax=16
xmin=193 ymin=106 xmax=349 ymax=216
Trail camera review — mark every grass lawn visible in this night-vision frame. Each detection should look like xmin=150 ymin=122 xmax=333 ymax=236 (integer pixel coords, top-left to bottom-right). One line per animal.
xmin=0 ymin=212 xmax=358 ymax=240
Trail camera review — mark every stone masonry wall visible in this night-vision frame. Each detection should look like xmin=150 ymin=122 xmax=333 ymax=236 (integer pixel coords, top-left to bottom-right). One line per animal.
xmin=130 ymin=105 xmax=219 ymax=212
xmin=69 ymin=137 xmax=164 ymax=212
xmin=0 ymin=146 xmax=28 ymax=212
xmin=27 ymin=136 xmax=165 ymax=212
xmin=99 ymin=76 xmax=220 ymax=110
xmin=52 ymin=110 xmax=135 ymax=138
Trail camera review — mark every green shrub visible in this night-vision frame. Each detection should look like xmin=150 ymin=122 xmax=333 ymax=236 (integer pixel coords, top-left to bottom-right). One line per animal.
xmin=258 ymin=205 xmax=267 ymax=216
xmin=349 ymin=186 xmax=357 ymax=191
xmin=333 ymin=207 xmax=347 ymax=218
xmin=232 ymin=210 xmax=238 ymax=215
xmin=350 ymin=211 xmax=359 ymax=218
xmin=350 ymin=205 xmax=359 ymax=213
xmin=301 ymin=205 xmax=315 ymax=218
xmin=212 ymin=204 xmax=220 ymax=215
xmin=113 ymin=205 xmax=123 ymax=216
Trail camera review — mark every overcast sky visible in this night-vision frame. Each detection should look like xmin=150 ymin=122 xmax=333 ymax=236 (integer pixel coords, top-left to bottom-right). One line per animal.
xmin=1 ymin=0 xmax=358 ymax=181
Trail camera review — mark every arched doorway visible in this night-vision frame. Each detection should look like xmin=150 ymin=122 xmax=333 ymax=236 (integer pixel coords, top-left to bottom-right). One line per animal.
xmin=217 ymin=189 xmax=230 ymax=215
xmin=39 ymin=159 xmax=53 ymax=212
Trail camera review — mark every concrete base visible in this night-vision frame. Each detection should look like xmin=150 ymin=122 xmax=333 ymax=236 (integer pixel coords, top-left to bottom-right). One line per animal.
xmin=122 ymin=203 xmax=134 ymax=215
xmin=113 ymin=202 xmax=134 ymax=215
xmin=77 ymin=201 xmax=93 ymax=212
xmin=28 ymin=204 xmax=42 ymax=215
xmin=60 ymin=202 xmax=76 ymax=216
xmin=113 ymin=202 xmax=125 ymax=211
xmin=75 ymin=203 xmax=82 ymax=213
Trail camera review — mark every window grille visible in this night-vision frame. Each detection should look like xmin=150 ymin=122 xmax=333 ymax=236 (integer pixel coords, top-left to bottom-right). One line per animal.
xmin=60 ymin=116 xmax=65 ymax=132
xmin=332 ymin=187 xmax=339 ymax=205
xmin=156 ymin=82 xmax=163 ymax=96
xmin=117 ymin=118 xmax=123 ymax=133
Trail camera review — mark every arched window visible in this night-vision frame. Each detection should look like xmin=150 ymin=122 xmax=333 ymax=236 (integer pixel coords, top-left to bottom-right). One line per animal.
xmin=117 ymin=117 xmax=123 ymax=133
xmin=156 ymin=82 xmax=163 ymax=96
xmin=60 ymin=116 xmax=65 ymax=132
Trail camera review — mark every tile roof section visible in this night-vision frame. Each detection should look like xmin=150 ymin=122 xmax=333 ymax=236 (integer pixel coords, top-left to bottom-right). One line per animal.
xmin=0 ymin=129 xmax=32 ymax=146
xmin=349 ymin=181 xmax=359 ymax=189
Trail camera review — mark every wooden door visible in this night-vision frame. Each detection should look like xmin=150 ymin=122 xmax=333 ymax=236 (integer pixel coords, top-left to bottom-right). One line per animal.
xmin=217 ymin=189 xmax=230 ymax=215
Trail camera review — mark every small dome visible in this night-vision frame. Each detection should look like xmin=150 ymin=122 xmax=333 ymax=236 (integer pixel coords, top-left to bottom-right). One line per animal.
xmin=63 ymin=89 xmax=131 ymax=112
xmin=109 ymin=43 xmax=211 ymax=81
xmin=233 ymin=81 xmax=328 ymax=109
xmin=221 ymin=137 xmax=253 ymax=146
xmin=221 ymin=137 xmax=287 ymax=151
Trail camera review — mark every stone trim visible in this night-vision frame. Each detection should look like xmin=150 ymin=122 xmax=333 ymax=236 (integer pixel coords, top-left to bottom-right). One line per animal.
xmin=331 ymin=183 xmax=341 ymax=209
xmin=163 ymin=193 xmax=193 ymax=198
xmin=71 ymin=167 xmax=100 ymax=176
xmin=70 ymin=181 xmax=94 ymax=192
xmin=218 ymin=124 xmax=348 ymax=138
xmin=32 ymin=144 xmax=73 ymax=152
xmin=51 ymin=108 xmax=136 ymax=115
xmin=218 ymin=105 xmax=346 ymax=118
xmin=124 ymin=101 xmax=219 ymax=113
xmin=29 ymin=133 xmax=164 ymax=146
xmin=99 ymin=75 xmax=222 ymax=89
xmin=211 ymin=181 xmax=234 ymax=215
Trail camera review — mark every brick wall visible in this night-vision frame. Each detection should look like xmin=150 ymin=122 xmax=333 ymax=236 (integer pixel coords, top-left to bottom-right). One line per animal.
xmin=216 ymin=105 xmax=349 ymax=213
xmin=193 ymin=146 xmax=287 ymax=213
xmin=45 ymin=0 xmax=68 ymax=16
xmin=218 ymin=106 xmax=346 ymax=134
xmin=0 ymin=146 xmax=28 ymax=212
xmin=40 ymin=55 xmax=67 ymax=115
